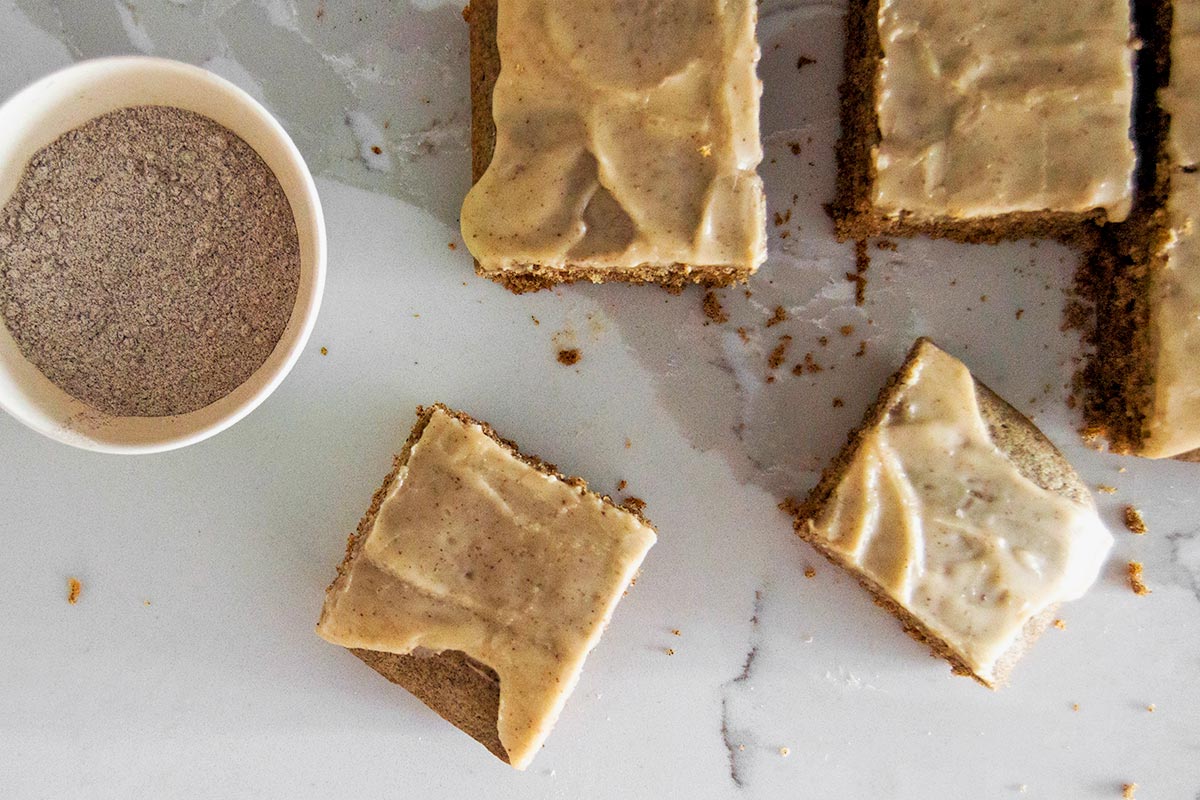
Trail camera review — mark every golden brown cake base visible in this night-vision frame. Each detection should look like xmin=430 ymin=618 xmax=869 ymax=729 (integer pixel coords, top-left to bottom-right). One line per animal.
xmin=463 ymin=0 xmax=756 ymax=294
xmin=830 ymin=0 xmax=1115 ymax=245
xmin=322 ymin=404 xmax=651 ymax=763
xmin=791 ymin=338 xmax=1092 ymax=688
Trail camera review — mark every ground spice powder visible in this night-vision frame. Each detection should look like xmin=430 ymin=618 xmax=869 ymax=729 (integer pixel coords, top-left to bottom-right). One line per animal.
xmin=0 ymin=105 xmax=300 ymax=417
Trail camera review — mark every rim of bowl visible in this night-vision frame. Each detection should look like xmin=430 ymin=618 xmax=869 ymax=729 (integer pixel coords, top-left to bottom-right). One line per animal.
xmin=0 ymin=56 xmax=327 ymax=455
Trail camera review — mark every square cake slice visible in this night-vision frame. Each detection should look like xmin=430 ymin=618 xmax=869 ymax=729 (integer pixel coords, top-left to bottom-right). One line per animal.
xmin=794 ymin=339 xmax=1113 ymax=687
xmin=833 ymin=0 xmax=1137 ymax=243
xmin=459 ymin=0 xmax=767 ymax=293
xmin=317 ymin=405 xmax=656 ymax=768
xmin=1084 ymin=0 xmax=1200 ymax=459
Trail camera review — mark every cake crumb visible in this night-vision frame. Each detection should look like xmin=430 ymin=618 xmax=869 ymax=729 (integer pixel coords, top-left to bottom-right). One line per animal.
xmin=557 ymin=348 xmax=581 ymax=366
xmin=832 ymin=397 xmax=844 ymax=408
xmin=624 ymin=438 xmax=632 ymax=449
xmin=698 ymin=143 xmax=713 ymax=158
xmin=788 ymin=142 xmax=802 ymax=156
xmin=765 ymin=306 xmax=789 ymax=327
xmin=736 ymin=326 xmax=750 ymax=343
xmin=622 ymin=496 xmax=647 ymax=514
xmin=702 ymin=291 xmax=729 ymax=324
xmin=1016 ymin=308 xmax=1025 ymax=320
xmin=839 ymin=324 xmax=855 ymax=336
xmin=1128 ymin=562 xmax=1151 ymax=595
xmin=848 ymin=241 xmax=869 ymax=305
xmin=1146 ymin=703 xmax=1156 ymax=712
xmin=1119 ymin=466 xmax=1127 ymax=473
xmin=778 ymin=497 xmax=802 ymax=516
xmin=804 ymin=566 xmax=816 ymax=579
xmin=447 ymin=242 xmax=457 ymax=250
xmin=67 ymin=577 xmax=82 ymax=605
xmin=875 ymin=239 xmax=897 ymax=251
xmin=779 ymin=747 xmax=791 ymax=757
xmin=818 ymin=335 xmax=829 ymax=346
xmin=1072 ymin=703 xmax=1080 ymax=712
xmin=796 ymin=55 xmax=815 ymax=69
xmin=767 ymin=335 xmax=793 ymax=370
xmin=617 ymin=480 xmax=627 ymax=491
xmin=672 ymin=629 xmax=681 ymax=636
xmin=854 ymin=340 xmax=868 ymax=357
xmin=1123 ymin=506 xmax=1147 ymax=535
xmin=1122 ymin=783 xmax=1137 ymax=799
xmin=665 ymin=648 xmax=676 ymax=656
xmin=143 ymin=600 xmax=151 ymax=607
xmin=320 ymin=347 xmax=328 ymax=356
xmin=1098 ymin=484 xmax=1117 ymax=494
xmin=531 ymin=316 xmax=540 ymax=326
xmin=1053 ymin=619 xmax=1066 ymax=630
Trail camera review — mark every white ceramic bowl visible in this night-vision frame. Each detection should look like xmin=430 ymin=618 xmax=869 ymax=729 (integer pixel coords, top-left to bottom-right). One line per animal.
xmin=0 ymin=57 xmax=326 ymax=454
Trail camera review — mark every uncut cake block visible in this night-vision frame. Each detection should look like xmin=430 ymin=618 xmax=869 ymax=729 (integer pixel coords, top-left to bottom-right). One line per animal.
xmin=1084 ymin=0 xmax=1200 ymax=459
xmin=317 ymin=405 xmax=656 ymax=768
xmin=793 ymin=339 xmax=1112 ymax=687
xmin=459 ymin=0 xmax=767 ymax=293
xmin=832 ymin=0 xmax=1137 ymax=243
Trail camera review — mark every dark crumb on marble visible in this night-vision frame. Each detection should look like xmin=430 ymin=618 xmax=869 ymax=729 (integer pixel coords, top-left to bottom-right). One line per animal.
xmin=1016 ymin=308 xmax=1025 ymax=320
xmin=1098 ymin=485 xmax=1117 ymax=494
xmin=778 ymin=497 xmax=802 ymax=516
xmin=766 ymin=375 xmax=776 ymax=384
xmin=320 ymin=347 xmax=328 ymax=356
xmin=531 ymin=316 xmax=539 ymax=325
xmin=788 ymin=141 xmax=802 ymax=156
xmin=875 ymin=239 xmax=897 ymax=251
xmin=736 ymin=327 xmax=750 ymax=343
xmin=743 ymin=289 xmax=752 ymax=299
xmin=773 ymin=209 xmax=793 ymax=226
xmin=1127 ymin=562 xmax=1151 ymax=595
xmin=767 ymin=335 xmax=793 ymax=370
xmin=804 ymin=566 xmax=816 ymax=579
xmin=622 ymin=496 xmax=647 ymax=514
xmin=67 ymin=577 xmax=82 ymax=605
xmin=703 ymin=291 xmax=729 ymax=324
xmin=672 ymin=628 xmax=681 ymax=636
xmin=1124 ymin=506 xmax=1148 ymax=535
xmin=847 ymin=240 xmax=869 ymax=305
xmin=792 ymin=363 xmax=804 ymax=376
xmin=617 ymin=479 xmax=627 ymax=491
xmin=833 ymin=397 xmax=845 ymax=408
xmin=854 ymin=340 xmax=868 ymax=357
xmin=556 ymin=348 xmax=581 ymax=366
xmin=448 ymin=242 xmax=457 ymax=250
xmin=624 ymin=438 xmax=632 ymax=449
xmin=796 ymin=55 xmax=816 ymax=69
xmin=665 ymin=648 xmax=676 ymax=656
xmin=371 ymin=145 xmax=383 ymax=155
xmin=1066 ymin=394 xmax=1078 ymax=409
xmin=1053 ymin=619 xmax=1066 ymax=630
xmin=840 ymin=324 xmax=855 ymax=336
xmin=819 ymin=335 xmax=829 ymax=346
xmin=765 ymin=306 xmax=789 ymax=327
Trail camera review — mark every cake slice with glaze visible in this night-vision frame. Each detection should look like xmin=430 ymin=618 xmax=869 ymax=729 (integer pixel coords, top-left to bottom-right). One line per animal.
xmin=832 ymin=0 xmax=1137 ymax=243
xmin=794 ymin=339 xmax=1113 ymax=687
xmin=460 ymin=0 xmax=766 ymax=292
xmin=317 ymin=404 xmax=656 ymax=768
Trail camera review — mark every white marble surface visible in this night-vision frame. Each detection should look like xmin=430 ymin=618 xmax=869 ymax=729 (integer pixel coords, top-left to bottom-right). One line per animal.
xmin=1 ymin=1 xmax=1198 ymax=797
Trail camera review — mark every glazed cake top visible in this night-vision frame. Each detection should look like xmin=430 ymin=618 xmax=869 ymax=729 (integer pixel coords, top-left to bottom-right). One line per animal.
xmin=872 ymin=0 xmax=1136 ymax=221
xmin=460 ymin=0 xmax=766 ymax=273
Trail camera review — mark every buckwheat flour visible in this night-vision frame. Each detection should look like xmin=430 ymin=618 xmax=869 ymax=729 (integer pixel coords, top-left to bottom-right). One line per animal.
xmin=0 ymin=105 xmax=301 ymax=417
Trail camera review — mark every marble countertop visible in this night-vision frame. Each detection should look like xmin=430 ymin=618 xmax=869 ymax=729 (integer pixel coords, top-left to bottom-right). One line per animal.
xmin=1 ymin=1 xmax=1198 ymax=797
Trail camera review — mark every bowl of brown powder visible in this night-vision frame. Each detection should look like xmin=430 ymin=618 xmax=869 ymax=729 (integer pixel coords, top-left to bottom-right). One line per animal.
xmin=0 ymin=57 xmax=325 ymax=453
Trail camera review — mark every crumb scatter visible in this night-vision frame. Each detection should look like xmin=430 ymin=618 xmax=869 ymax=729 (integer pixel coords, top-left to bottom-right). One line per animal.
xmin=556 ymin=348 xmax=581 ymax=366
xmin=1123 ymin=506 xmax=1147 ymax=535
xmin=1127 ymin=562 xmax=1151 ymax=595
xmin=67 ymin=577 xmax=82 ymax=605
